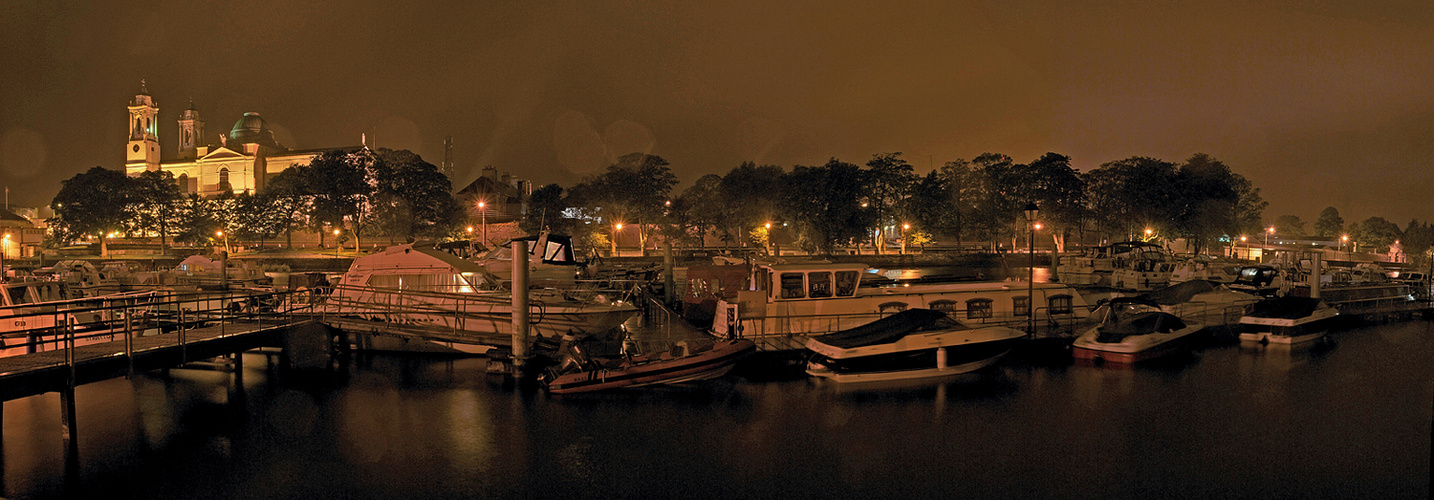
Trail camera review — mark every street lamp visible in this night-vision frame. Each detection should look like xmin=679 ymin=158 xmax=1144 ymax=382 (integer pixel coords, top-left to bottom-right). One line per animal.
xmin=1265 ymin=226 xmax=1274 ymax=246
xmin=612 ymin=222 xmax=623 ymax=256
xmin=1341 ymin=234 xmax=1348 ymax=253
xmin=477 ymin=201 xmax=488 ymax=247
xmin=216 ymin=230 xmax=228 ymax=254
xmin=1024 ymin=202 xmax=1039 ymax=336
xmin=333 ymin=229 xmax=341 ymax=259
xmin=901 ymin=223 xmax=910 ymax=255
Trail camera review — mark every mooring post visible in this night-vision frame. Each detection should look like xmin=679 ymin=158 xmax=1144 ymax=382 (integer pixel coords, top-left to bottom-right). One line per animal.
xmin=663 ymin=241 xmax=675 ymax=306
xmin=511 ymin=240 xmax=530 ymax=378
xmin=1310 ymin=252 xmax=1322 ymax=299
xmin=124 ymin=304 xmax=134 ymax=378
xmin=59 ymin=382 xmax=79 ymax=476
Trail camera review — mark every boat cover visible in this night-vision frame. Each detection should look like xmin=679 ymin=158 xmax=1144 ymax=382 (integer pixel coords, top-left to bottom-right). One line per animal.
xmin=1138 ymin=279 xmax=1218 ymax=305
xmin=808 ymin=308 xmax=949 ymax=349
xmin=1095 ymin=311 xmax=1187 ymax=343
xmin=1244 ymin=296 xmax=1324 ymax=320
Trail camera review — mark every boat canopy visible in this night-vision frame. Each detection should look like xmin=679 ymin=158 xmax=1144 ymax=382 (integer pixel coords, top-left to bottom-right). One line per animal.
xmin=1139 ymin=279 xmax=1219 ymax=305
xmin=1096 ymin=311 xmax=1187 ymax=343
xmin=1244 ymin=296 xmax=1325 ymax=320
xmin=807 ymin=308 xmax=951 ymax=349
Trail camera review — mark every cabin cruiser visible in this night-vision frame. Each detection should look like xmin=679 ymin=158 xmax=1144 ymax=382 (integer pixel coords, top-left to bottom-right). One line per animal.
xmin=1057 ymin=241 xmax=1169 ymax=287
xmin=160 ymin=255 xmax=272 ymax=287
xmin=1109 ymin=243 xmax=1176 ymax=291
xmin=1169 ymin=255 xmax=1241 ymax=284
xmin=35 ymin=260 xmax=125 ymax=298
xmin=712 ymin=262 xmax=1091 ymax=349
xmin=1227 ymin=265 xmax=1288 ymax=297
xmin=1072 ymin=297 xmax=1206 ymax=364
xmin=474 ymin=232 xmax=587 ymax=286
xmin=325 ymin=243 xmax=640 ymax=353
xmin=1238 ymin=296 xmax=1338 ymax=345
xmin=0 ymin=279 xmax=150 ymax=357
xmin=1137 ymin=279 xmax=1260 ymax=328
xmin=804 ymin=308 xmax=1025 ymax=383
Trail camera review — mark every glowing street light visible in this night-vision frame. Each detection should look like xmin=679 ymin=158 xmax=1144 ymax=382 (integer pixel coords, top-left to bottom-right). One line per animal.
xmin=216 ymin=230 xmax=228 ymax=254
xmin=1024 ymin=203 xmax=1039 ymax=336
xmin=612 ymin=222 xmax=624 ymax=256
xmin=901 ymin=223 xmax=910 ymax=255
xmin=1341 ymin=234 xmax=1349 ymax=253
xmin=333 ymin=229 xmax=342 ymax=259
xmin=1265 ymin=226 xmax=1274 ymax=246
xmin=477 ymin=200 xmax=488 ymax=246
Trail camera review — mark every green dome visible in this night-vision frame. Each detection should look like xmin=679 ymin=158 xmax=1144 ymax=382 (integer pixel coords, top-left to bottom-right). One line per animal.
xmin=228 ymin=112 xmax=279 ymax=148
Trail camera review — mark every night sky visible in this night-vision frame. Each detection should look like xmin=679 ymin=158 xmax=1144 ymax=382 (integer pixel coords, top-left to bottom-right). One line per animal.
xmin=2 ymin=1 xmax=1431 ymax=226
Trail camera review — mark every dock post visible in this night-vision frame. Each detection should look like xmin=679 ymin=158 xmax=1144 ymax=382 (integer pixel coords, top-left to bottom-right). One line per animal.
xmin=664 ymin=241 xmax=675 ymax=306
xmin=59 ymin=383 xmax=79 ymax=477
xmin=1310 ymin=252 xmax=1322 ymax=299
xmin=124 ymin=305 xmax=134 ymax=378
xmin=511 ymin=240 xmax=530 ymax=379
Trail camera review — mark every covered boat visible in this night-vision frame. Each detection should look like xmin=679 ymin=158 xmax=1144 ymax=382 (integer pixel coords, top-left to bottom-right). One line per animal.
xmin=545 ymin=338 xmax=756 ymax=394
xmin=1138 ymin=279 xmax=1260 ymax=328
xmin=1072 ymin=297 xmax=1206 ymax=364
xmin=804 ymin=308 xmax=1025 ymax=383
xmin=1238 ymin=296 xmax=1338 ymax=345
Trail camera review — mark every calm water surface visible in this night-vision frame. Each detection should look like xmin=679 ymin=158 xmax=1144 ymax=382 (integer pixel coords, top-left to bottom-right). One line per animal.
xmin=3 ymin=320 xmax=1431 ymax=499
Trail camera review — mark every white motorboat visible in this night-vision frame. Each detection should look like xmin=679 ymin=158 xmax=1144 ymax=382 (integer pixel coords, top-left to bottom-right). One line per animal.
xmin=325 ymin=243 xmax=640 ymax=353
xmin=475 ymin=232 xmax=587 ymax=286
xmin=1238 ymin=296 xmax=1338 ymax=345
xmin=712 ymin=262 xmax=1091 ymax=349
xmin=805 ymin=308 xmax=1025 ymax=383
xmin=1169 ymin=255 xmax=1242 ymax=284
xmin=1072 ymin=297 xmax=1206 ymax=364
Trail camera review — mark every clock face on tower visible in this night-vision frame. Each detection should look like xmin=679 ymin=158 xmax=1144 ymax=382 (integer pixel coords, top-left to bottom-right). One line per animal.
xmin=133 ymin=144 xmax=140 ymax=152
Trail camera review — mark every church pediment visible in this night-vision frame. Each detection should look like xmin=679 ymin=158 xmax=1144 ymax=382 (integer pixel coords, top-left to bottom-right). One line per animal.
xmin=199 ymin=146 xmax=248 ymax=161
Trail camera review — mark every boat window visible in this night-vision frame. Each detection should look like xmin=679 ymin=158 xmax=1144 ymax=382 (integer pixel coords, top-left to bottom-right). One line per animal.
xmin=966 ymin=298 xmax=993 ymax=319
xmin=1013 ymin=296 xmax=1030 ymax=317
xmin=878 ymin=301 xmax=908 ymax=314
xmin=7 ymin=286 xmax=32 ymax=305
xmin=779 ymin=273 xmax=806 ymax=299
xmin=39 ymin=284 xmax=62 ymax=302
xmin=367 ymin=273 xmax=477 ymax=293
xmin=929 ymin=299 xmax=958 ymax=313
xmin=809 ymin=272 xmax=833 ymax=298
xmin=835 ymin=271 xmax=859 ymax=296
xmin=1049 ymin=294 xmax=1073 ymax=315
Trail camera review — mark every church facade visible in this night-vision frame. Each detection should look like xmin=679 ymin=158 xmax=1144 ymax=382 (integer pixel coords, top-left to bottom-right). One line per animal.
xmin=122 ymin=82 xmax=353 ymax=196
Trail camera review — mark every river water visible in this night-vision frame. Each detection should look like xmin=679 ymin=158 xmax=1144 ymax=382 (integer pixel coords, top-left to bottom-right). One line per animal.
xmin=2 ymin=308 xmax=1431 ymax=498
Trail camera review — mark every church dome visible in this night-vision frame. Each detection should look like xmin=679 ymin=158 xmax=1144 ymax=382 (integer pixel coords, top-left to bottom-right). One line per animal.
xmin=228 ymin=112 xmax=280 ymax=148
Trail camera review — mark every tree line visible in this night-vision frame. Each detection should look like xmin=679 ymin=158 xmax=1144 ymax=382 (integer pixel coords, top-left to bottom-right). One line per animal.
xmin=45 ymin=148 xmax=1431 ymax=265
xmin=48 ymin=148 xmax=461 ymax=254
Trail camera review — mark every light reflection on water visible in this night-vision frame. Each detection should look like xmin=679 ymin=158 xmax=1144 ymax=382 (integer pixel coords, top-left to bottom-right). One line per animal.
xmin=1 ymin=321 xmax=1430 ymax=499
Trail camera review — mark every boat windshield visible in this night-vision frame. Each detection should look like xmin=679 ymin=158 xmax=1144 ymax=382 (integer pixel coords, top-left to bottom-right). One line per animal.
xmin=366 ymin=273 xmax=482 ymax=293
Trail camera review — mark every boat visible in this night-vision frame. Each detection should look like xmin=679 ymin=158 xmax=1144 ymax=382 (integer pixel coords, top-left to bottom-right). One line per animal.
xmin=804 ymin=308 xmax=1025 ymax=383
xmin=325 ymin=243 xmax=640 ymax=353
xmin=1109 ymin=243 xmax=1177 ymax=291
xmin=0 ymin=279 xmax=154 ymax=357
xmin=161 ymin=255 xmax=273 ymax=287
xmin=1238 ymin=296 xmax=1338 ymax=345
xmin=474 ymin=232 xmax=587 ymax=286
xmin=1056 ymin=241 xmax=1168 ymax=287
xmin=1072 ymin=297 xmax=1206 ymax=364
xmin=35 ymin=260 xmax=125 ymax=298
xmin=712 ymin=262 xmax=1092 ymax=350
xmin=1137 ymin=279 xmax=1260 ymax=328
xmin=1168 ymin=255 xmax=1241 ymax=284
xmin=1227 ymin=264 xmax=1288 ymax=296
xmin=544 ymin=338 xmax=756 ymax=393
xmin=680 ymin=263 xmax=754 ymax=327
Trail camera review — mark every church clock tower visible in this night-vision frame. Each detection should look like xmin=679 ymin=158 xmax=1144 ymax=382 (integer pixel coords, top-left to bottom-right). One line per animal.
xmin=126 ymin=80 xmax=161 ymax=172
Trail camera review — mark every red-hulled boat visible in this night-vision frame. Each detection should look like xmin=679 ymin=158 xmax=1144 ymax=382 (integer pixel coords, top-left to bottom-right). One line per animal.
xmin=545 ymin=339 xmax=756 ymax=394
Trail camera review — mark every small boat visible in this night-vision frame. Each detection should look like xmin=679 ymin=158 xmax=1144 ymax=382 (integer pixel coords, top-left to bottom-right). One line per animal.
xmin=545 ymin=339 xmax=756 ymax=394
xmin=1138 ymin=279 xmax=1260 ymax=328
xmin=1072 ymin=297 xmax=1206 ymax=364
xmin=804 ymin=308 xmax=1025 ymax=383
xmin=1238 ymin=296 xmax=1338 ymax=345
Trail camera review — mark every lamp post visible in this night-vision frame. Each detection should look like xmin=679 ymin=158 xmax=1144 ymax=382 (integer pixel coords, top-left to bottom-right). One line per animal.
xmin=477 ymin=201 xmax=488 ymax=247
xmin=333 ymin=229 xmax=341 ymax=259
xmin=1024 ymin=202 xmax=1039 ymax=336
xmin=1341 ymin=234 xmax=1348 ymax=253
xmin=1240 ymin=235 xmax=1247 ymax=260
xmin=764 ymin=222 xmax=772 ymax=256
xmin=216 ymin=230 xmax=228 ymax=254
xmin=612 ymin=222 xmax=623 ymax=256
xmin=901 ymin=223 xmax=910 ymax=255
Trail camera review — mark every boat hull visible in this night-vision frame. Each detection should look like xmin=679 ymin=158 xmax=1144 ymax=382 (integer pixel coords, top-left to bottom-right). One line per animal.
xmin=546 ymin=339 xmax=756 ymax=394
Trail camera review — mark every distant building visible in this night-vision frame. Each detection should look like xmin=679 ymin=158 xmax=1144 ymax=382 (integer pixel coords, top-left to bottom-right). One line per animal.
xmin=121 ymin=81 xmax=357 ymax=197
xmin=454 ymin=166 xmax=532 ymax=224
xmin=0 ymin=207 xmax=42 ymax=258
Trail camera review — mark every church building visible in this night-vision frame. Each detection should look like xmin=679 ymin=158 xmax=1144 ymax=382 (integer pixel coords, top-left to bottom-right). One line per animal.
xmin=122 ymin=82 xmax=354 ymax=196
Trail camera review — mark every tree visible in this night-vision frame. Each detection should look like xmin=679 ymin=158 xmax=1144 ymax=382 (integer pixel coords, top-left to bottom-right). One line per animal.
xmin=966 ymin=153 xmax=1021 ymax=245
xmin=717 ymin=163 xmax=784 ymax=247
xmin=306 ymin=149 xmax=369 ymax=247
xmin=130 ymin=170 xmax=183 ymax=253
xmin=1273 ymin=215 xmax=1307 ymax=238
xmin=171 ymin=194 xmax=219 ymax=247
xmin=1355 ymin=217 xmax=1402 ymax=251
xmin=780 ymin=159 xmax=873 ymax=254
xmin=679 ymin=174 xmax=725 ymax=248
xmin=260 ymin=165 xmax=314 ymax=248
xmin=582 ymin=153 xmax=678 ymax=255
xmin=51 ymin=167 xmax=133 ymax=257
xmin=864 ymin=153 xmax=917 ymax=254
xmin=1084 ymin=157 xmax=1181 ymax=244
xmin=368 ymin=148 xmax=461 ymax=242
xmin=1013 ymin=152 xmax=1085 ymax=252
xmin=1313 ymin=207 xmax=1344 ymax=238
xmin=521 ymin=184 xmax=569 ymax=235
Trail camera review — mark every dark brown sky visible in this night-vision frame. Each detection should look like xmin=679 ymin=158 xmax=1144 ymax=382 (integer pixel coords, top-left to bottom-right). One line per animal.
xmin=2 ymin=1 xmax=1431 ymax=227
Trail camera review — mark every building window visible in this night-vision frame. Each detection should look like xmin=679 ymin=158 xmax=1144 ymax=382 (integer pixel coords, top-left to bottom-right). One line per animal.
xmin=176 ymin=174 xmax=190 ymax=195
xmin=1014 ymin=296 xmax=1030 ymax=317
xmin=966 ymin=298 xmax=993 ymax=320
xmin=218 ymin=168 xmax=231 ymax=192
xmin=1049 ymin=295 xmax=1074 ymax=315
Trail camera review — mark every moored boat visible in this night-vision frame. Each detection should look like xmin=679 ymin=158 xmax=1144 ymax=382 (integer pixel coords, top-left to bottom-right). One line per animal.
xmin=1072 ymin=297 xmax=1206 ymax=364
xmin=1238 ymin=296 xmax=1338 ymax=345
xmin=545 ymin=338 xmax=756 ymax=393
xmin=804 ymin=308 xmax=1025 ymax=383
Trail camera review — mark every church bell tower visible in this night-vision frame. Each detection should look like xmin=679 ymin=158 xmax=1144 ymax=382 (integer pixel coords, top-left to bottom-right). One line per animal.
xmin=126 ymin=80 xmax=161 ymax=172
xmin=177 ymin=98 xmax=204 ymax=159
